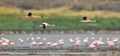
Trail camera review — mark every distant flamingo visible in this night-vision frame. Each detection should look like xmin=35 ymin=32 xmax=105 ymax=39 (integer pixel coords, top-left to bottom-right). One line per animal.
xmin=33 ymin=22 xmax=55 ymax=29
xmin=69 ymin=38 xmax=74 ymax=43
xmin=69 ymin=38 xmax=74 ymax=48
xmin=57 ymin=38 xmax=64 ymax=48
xmin=107 ymin=41 xmax=115 ymax=50
xmin=38 ymin=42 xmax=44 ymax=46
xmin=83 ymin=37 xmax=89 ymax=43
xmin=18 ymin=38 xmax=24 ymax=43
xmin=25 ymin=12 xmax=43 ymax=19
xmin=36 ymin=36 xmax=41 ymax=40
xmin=0 ymin=38 xmax=15 ymax=50
xmin=89 ymin=44 xmax=97 ymax=51
xmin=75 ymin=39 xmax=81 ymax=46
xmin=50 ymin=42 xmax=58 ymax=47
xmin=31 ymin=41 xmax=38 ymax=46
xmin=80 ymin=17 xmax=96 ymax=22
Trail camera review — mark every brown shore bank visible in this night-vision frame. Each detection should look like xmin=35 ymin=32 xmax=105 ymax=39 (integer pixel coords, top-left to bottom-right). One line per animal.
xmin=0 ymin=51 xmax=120 ymax=56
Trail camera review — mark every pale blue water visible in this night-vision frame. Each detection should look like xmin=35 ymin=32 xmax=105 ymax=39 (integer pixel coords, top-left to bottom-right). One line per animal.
xmin=0 ymin=33 xmax=120 ymax=47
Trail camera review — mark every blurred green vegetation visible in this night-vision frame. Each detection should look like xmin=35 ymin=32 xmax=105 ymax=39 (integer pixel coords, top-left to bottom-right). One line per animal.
xmin=0 ymin=14 xmax=120 ymax=31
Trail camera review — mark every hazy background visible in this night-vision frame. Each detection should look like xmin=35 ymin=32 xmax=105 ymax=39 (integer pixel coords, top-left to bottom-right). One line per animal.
xmin=0 ymin=0 xmax=120 ymax=11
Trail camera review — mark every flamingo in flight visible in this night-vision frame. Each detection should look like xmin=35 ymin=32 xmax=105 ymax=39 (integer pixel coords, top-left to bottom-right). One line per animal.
xmin=80 ymin=17 xmax=96 ymax=22
xmin=33 ymin=22 xmax=55 ymax=29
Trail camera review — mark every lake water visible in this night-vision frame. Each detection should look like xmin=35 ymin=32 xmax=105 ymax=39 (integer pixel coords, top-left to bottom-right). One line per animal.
xmin=0 ymin=33 xmax=120 ymax=47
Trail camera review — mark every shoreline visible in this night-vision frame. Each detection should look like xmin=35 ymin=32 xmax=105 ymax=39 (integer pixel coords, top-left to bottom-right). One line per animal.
xmin=0 ymin=30 xmax=120 ymax=34
xmin=0 ymin=50 xmax=118 ymax=56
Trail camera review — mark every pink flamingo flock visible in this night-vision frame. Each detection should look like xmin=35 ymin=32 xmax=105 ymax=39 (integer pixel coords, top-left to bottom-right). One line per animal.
xmin=0 ymin=34 xmax=120 ymax=51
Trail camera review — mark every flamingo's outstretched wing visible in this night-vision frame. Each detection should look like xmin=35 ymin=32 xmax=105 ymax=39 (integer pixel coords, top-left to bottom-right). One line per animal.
xmin=80 ymin=20 xmax=96 ymax=23
xmin=32 ymin=25 xmax=43 ymax=28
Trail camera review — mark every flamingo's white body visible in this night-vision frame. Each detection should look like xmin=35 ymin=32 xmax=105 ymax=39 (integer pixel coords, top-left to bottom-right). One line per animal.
xmin=80 ymin=20 xmax=96 ymax=22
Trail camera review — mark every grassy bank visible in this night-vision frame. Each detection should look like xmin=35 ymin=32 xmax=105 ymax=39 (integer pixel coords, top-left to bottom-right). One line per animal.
xmin=0 ymin=14 xmax=120 ymax=31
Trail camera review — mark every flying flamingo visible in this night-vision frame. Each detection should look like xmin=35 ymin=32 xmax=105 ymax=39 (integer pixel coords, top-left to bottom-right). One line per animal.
xmin=80 ymin=17 xmax=96 ymax=22
xmin=33 ymin=22 xmax=55 ymax=29
xmin=25 ymin=12 xmax=43 ymax=19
